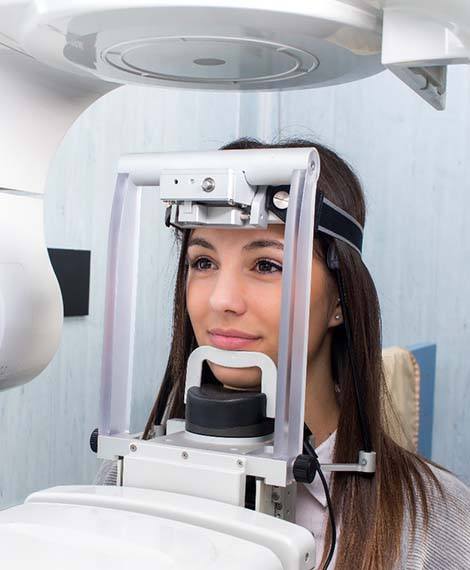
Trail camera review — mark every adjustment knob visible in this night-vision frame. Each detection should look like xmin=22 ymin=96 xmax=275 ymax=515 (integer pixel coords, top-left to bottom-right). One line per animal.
xmin=90 ymin=428 xmax=99 ymax=454
xmin=293 ymin=454 xmax=317 ymax=484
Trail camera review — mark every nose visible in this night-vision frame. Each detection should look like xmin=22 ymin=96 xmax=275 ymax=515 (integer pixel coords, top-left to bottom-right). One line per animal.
xmin=209 ymin=266 xmax=247 ymax=316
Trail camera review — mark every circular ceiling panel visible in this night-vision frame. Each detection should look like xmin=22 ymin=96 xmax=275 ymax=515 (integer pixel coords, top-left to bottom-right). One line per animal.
xmin=23 ymin=1 xmax=383 ymax=91
xmin=103 ymin=37 xmax=319 ymax=84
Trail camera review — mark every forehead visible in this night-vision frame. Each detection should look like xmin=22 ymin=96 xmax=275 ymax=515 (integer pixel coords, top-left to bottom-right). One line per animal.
xmin=189 ymin=225 xmax=285 ymax=249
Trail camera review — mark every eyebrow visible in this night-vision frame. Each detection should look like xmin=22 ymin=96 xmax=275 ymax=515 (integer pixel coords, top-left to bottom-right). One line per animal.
xmin=242 ymin=239 xmax=284 ymax=252
xmin=187 ymin=237 xmax=215 ymax=251
xmin=187 ymin=237 xmax=284 ymax=251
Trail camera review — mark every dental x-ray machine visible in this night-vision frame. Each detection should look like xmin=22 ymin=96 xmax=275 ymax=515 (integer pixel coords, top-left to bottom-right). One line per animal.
xmin=0 ymin=1 xmax=469 ymax=569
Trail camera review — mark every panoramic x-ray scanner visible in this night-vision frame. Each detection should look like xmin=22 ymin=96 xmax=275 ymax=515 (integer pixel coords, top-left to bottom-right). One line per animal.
xmin=0 ymin=1 xmax=470 ymax=569
xmin=2 ymin=0 xmax=470 ymax=389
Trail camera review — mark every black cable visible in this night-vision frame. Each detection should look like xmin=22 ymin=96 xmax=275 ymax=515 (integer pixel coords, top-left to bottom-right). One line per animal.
xmin=303 ymin=437 xmax=337 ymax=570
xmin=327 ymin=242 xmax=372 ymax=453
xmin=335 ymin=267 xmax=372 ymax=453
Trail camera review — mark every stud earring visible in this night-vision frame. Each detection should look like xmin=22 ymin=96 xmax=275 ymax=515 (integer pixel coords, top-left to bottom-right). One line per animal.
xmin=335 ymin=315 xmax=341 ymax=321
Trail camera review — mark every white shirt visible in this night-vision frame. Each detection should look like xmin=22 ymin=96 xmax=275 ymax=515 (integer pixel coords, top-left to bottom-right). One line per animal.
xmin=295 ymin=431 xmax=338 ymax=569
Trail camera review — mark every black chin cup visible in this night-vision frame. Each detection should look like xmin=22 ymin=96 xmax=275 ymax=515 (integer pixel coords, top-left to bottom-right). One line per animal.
xmin=185 ymin=384 xmax=274 ymax=438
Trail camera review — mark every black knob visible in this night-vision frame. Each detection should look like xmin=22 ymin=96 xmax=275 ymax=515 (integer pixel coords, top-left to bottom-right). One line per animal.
xmin=293 ymin=454 xmax=317 ymax=484
xmin=90 ymin=428 xmax=99 ymax=453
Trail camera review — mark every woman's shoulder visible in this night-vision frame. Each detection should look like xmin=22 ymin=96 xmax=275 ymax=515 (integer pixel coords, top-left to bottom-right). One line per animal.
xmin=402 ymin=463 xmax=470 ymax=569
xmin=426 ymin=462 xmax=470 ymax=512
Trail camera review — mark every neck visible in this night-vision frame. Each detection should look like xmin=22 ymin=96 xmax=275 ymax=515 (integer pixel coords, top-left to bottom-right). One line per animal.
xmin=304 ymin=334 xmax=340 ymax=447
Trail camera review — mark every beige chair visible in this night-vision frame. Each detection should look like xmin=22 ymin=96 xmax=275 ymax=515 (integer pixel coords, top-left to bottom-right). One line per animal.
xmin=382 ymin=346 xmax=421 ymax=452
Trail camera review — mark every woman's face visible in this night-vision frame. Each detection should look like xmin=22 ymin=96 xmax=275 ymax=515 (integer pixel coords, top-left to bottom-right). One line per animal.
xmin=186 ymin=225 xmax=341 ymax=389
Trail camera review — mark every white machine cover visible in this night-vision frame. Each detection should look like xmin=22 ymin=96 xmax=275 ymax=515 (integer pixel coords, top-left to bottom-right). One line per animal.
xmin=0 ymin=486 xmax=288 ymax=569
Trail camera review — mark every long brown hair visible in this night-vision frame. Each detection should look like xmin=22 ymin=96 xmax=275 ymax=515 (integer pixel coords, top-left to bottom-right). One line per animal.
xmin=143 ymin=137 xmax=442 ymax=569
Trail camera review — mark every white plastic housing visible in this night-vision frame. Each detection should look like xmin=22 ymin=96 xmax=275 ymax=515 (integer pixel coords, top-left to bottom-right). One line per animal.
xmin=0 ymin=46 xmax=114 ymax=195
xmin=21 ymin=0 xmax=383 ymax=91
xmin=0 ymin=8 xmax=114 ymax=389
xmin=0 ymin=485 xmax=316 ymax=570
xmin=0 ymin=192 xmax=62 ymax=390
xmin=381 ymin=0 xmax=470 ymax=66
xmin=120 ymin=147 xmax=319 ymax=186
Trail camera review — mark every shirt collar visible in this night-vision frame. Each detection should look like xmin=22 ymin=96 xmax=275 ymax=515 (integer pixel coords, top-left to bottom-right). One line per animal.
xmin=302 ymin=430 xmax=336 ymax=508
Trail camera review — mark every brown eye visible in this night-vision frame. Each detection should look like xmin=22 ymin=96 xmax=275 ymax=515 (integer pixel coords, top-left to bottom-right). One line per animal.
xmin=191 ymin=257 xmax=214 ymax=271
xmin=256 ymin=259 xmax=282 ymax=274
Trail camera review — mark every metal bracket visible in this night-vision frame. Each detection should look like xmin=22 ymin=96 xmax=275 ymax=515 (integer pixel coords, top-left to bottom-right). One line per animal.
xmin=256 ymin=480 xmax=297 ymax=522
xmin=389 ymin=65 xmax=447 ymax=111
xmin=321 ymin=450 xmax=376 ymax=474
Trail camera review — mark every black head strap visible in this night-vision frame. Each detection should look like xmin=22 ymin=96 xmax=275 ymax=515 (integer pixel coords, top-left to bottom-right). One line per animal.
xmin=267 ymin=186 xmax=363 ymax=255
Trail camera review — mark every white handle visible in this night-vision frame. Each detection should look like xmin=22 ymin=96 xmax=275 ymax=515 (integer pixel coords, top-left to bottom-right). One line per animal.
xmin=184 ymin=346 xmax=277 ymax=418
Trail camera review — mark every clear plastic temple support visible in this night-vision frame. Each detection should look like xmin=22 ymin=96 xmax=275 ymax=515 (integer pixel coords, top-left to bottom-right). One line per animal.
xmin=100 ymin=173 xmax=142 ymax=435
xmin=273 ymin=163 xmax=319 ymax=474
xmin=99 ymin=154 xmax=319 ymax=454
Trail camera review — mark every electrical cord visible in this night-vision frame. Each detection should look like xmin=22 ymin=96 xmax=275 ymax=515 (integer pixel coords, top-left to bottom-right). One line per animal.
xmin=335 ymin=267 xmax=372 ymax=452
xmin=326 ymin=242 xmax=372 ymax=453
xmin=303 ymin=437 xmax=337 ymax=570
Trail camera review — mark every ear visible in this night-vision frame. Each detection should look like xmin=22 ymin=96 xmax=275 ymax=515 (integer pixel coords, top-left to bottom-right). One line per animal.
xmin=328 ymin=295 xmax=343 ymax=329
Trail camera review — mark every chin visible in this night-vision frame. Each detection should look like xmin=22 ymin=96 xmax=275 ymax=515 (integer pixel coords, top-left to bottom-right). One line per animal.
xmin=210 ymin=363 xmax=261 ymax=390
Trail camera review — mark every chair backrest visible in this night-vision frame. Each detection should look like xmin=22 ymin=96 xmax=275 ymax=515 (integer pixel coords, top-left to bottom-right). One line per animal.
xmin=382 ymin=344 xmax=436 ymax=459
xmin=382 ymin=346 xmax=420 ymax=452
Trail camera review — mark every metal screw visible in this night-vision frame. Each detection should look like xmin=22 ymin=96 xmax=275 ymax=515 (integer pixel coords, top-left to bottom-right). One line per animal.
xmin=273 ymin=190 xmax=289 ymax=210
xmin=129 ymin=444 xmax=137 ymax=452
xmin=272 ymin=491 xmax=281 ymax=502
xmin=239 ymin=212 xmax=250 ymax=221
xmin=201 ymin=177 xmax=216 ymax=192
xmin=182 ymin=451 xmax=189 ymax=460
xmin=236 ymin=459 xmax=244 ymax=467
xmin=310 ymin=161 xmax=316 ymax=171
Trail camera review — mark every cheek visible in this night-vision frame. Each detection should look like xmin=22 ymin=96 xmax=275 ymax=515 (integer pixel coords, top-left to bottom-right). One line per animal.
xmin=245 ymin=282 xmax=282 ymax=359
xmin=308 ymin=264 xmax=335 ymax=354
xmin=263 ymin=291 xmax=282 ymax=358
xmin=186 ymin=278 xmax=210 ymax=338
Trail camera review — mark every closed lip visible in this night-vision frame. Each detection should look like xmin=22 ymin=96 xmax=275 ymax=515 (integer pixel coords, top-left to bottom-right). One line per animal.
xmin=208 ymin=328 xmax=261 ymax=339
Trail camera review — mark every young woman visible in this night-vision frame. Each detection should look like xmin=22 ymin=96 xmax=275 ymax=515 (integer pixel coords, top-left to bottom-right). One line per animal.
xmin=108 ymin=138 xmax=470 ymax=569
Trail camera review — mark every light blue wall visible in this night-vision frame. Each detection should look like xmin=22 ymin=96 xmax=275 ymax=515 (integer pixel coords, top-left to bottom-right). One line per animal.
xmin=1 ymin=66 xmax=469 ymax=508
xmin=276 ymin=66 xmax=470 ymax=483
